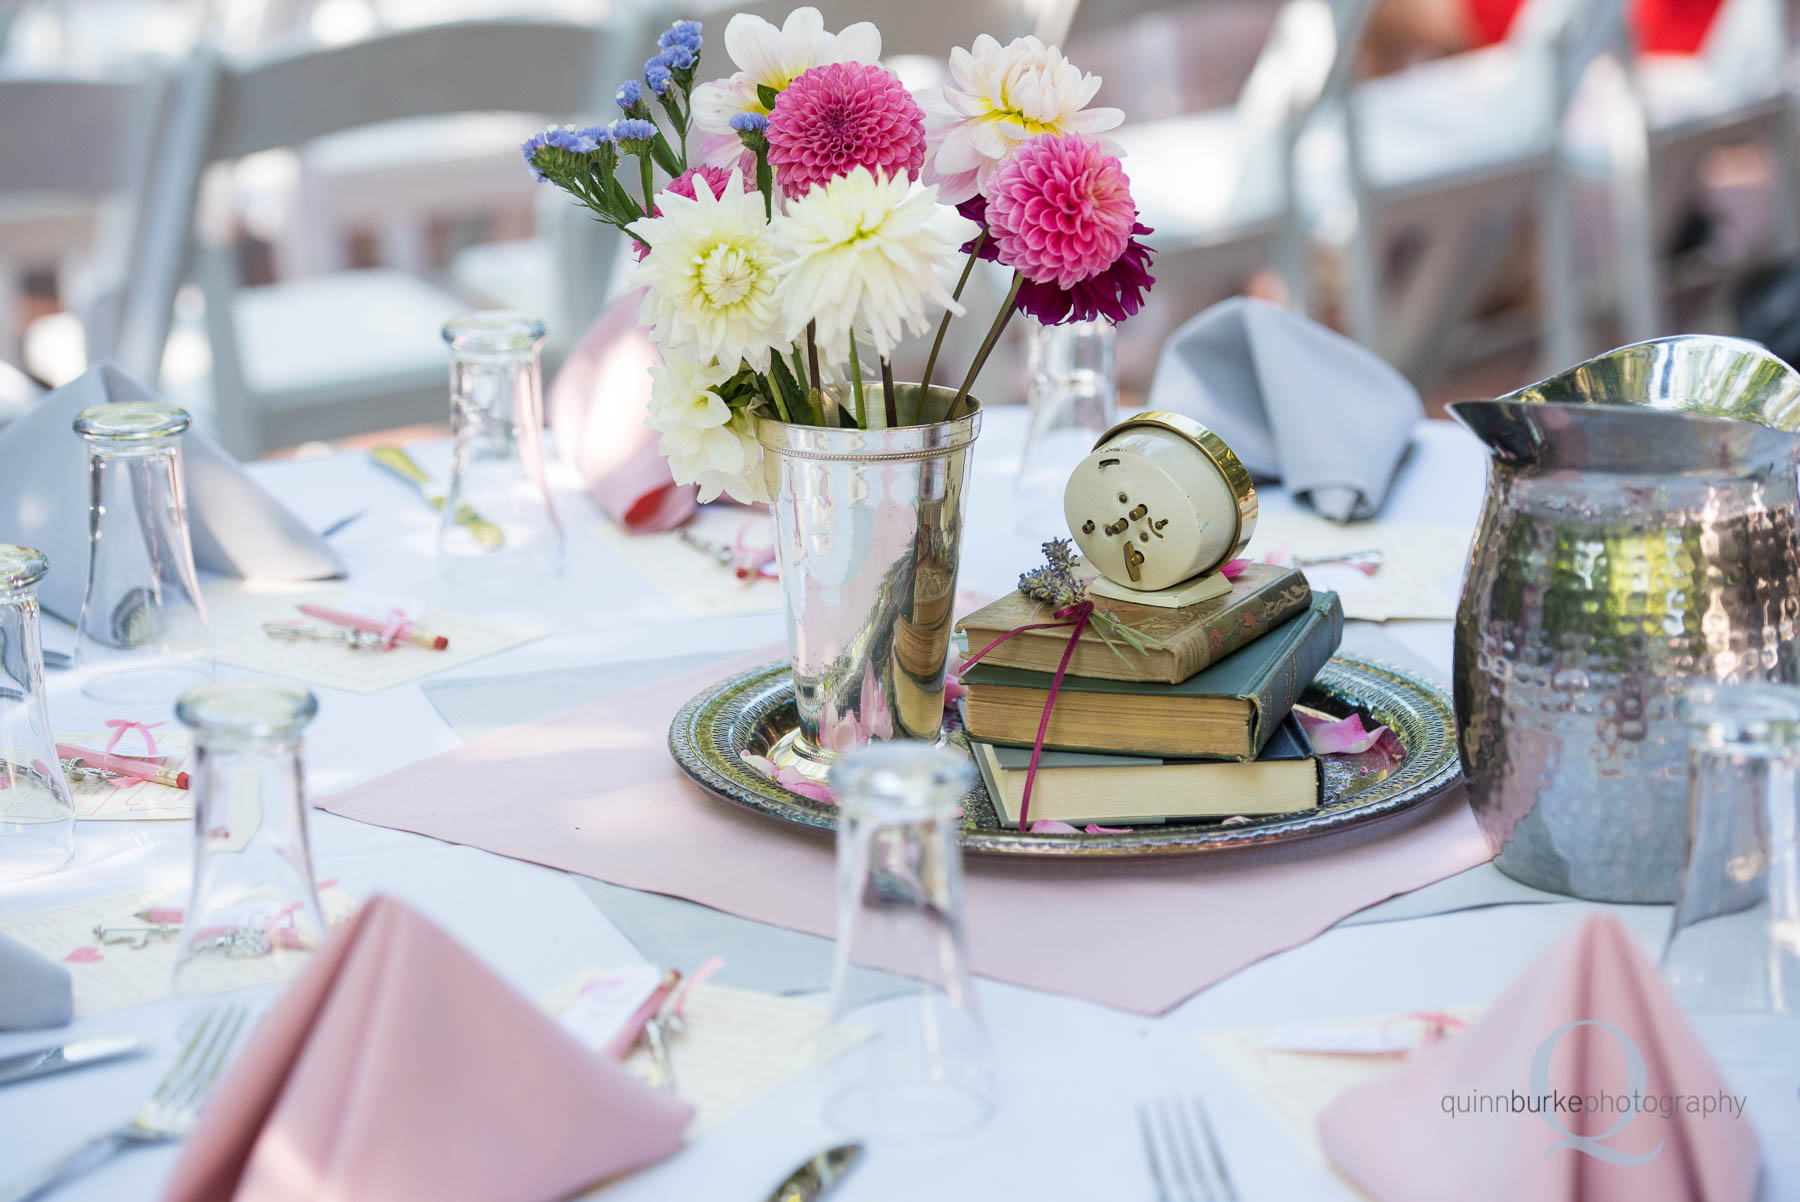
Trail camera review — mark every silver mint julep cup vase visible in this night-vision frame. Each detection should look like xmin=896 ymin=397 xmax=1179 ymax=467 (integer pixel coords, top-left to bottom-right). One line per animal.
xmin=758 ymin=386 xmax=982 ymax=776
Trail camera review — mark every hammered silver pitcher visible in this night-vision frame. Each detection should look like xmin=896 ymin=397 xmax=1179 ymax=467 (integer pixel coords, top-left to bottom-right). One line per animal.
xmin=1451 ymin=336 xmax=1800 ymax=902
xmin=758 ymin=387 xmax=982 ymax=773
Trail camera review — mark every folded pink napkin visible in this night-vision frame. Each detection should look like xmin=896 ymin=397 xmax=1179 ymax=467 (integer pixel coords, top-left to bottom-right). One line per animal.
xmin=1319 ymin=914 xmax=1759 ymax=1202
xmin=548 ymin=287 xmax=697 ymax=532
xmin=162 ymin=896 xmax=691 ymax=1202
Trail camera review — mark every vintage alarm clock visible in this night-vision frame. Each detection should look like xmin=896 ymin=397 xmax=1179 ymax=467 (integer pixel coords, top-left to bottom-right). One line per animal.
xmin=1064 ymin=412 xmax=1258 ymax=595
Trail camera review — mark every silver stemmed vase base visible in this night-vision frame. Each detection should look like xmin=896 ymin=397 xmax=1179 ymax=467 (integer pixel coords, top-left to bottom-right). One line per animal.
xmin=758 ymin=386 xmax=982 ymax=774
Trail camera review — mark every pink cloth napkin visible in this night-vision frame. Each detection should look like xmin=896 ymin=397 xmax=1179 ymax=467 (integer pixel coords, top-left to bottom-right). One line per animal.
xmin=548 ymin=288 xmax=697 ymax=532
xmin=315 ymin=650 xmax=1492 ymax=1015
xmin=162 ymin=896 xmax=691 ymax=1202
xmin=1319 ymin=914 xmax=1759 ymax=1202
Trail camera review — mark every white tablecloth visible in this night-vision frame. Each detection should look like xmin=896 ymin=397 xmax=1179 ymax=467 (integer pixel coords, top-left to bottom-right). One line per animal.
xmin=2 ymin=410 xmax=1795 ymax=1201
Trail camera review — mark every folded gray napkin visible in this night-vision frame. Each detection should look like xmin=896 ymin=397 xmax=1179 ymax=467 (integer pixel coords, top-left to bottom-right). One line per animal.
xmin=0 ymin=362 xmax=346 ymax=623
xmin=1146 ymin=297 xmax=1423 ymax=522
xmin=0 ymin=932 xmax=72 ymax=1030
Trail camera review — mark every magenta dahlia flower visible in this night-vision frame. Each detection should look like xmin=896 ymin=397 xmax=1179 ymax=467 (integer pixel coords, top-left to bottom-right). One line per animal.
xmin=960 ymin=195 xmax=1156 ymax=326
xmin=985 ymin=133 xmax=1136 ymax=290
xmin=765 ymin=62 xmax=925 ymax=199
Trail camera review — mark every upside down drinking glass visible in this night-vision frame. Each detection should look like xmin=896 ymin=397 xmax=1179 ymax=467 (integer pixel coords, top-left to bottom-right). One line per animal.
xmin=1665 ymin=683 xmax=1800 ymax=1019
xmin=171 ymin=682 xmax=327 ymax=995
xmin=822 ymin=741 xmax=993 ymax=1138
xmin=0 ymin=545 xmax=75 ymax=881
xmin=72 ymin=401 xmax=213 ymax=706
xmin=439 ymin=312 xmax=565 ymax=589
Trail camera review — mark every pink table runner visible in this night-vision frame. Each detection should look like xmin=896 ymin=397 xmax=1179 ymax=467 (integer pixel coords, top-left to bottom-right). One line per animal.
xmin=317 ymin=650 xmax=1493 ymax=1015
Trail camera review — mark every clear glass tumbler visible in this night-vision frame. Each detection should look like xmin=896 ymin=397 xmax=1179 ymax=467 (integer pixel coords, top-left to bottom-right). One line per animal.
xmin=440 ymin=312 xmax=564 ymax=589
xmin=822 ymin=741 xmax=993 ymax=1138
xmin=1014 ymin=320 xmax=1117 ymax=537
xmin=171 ymin=682 xmax=327 ymax=995
xmin=73 ymin=401 xmax=213 ymax=707
xmin=0 ymin=545 xmax=74 ymax=881
xmin=1665 ymin=683 xmax=1800 ymax=1016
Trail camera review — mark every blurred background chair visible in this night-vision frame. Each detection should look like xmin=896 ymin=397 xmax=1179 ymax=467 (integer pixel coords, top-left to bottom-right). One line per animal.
xmin=0 ymin=65 xmax=176 ymax=405
xmin=138 ymin=16 xmax=636 ymax=457
xmin=1299 ymin=0 xmax=1628 ymax=390
xmin=1571 ymin=0 xmax=1799 ymax=341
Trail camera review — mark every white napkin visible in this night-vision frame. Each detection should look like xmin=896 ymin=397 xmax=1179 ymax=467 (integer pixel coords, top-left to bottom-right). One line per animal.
xmin=0 ymin=932 xmax=71 ymax=1030
xmin=1146 ymin=298 xmax=1423 ymax=521
xmin=0 ymin=362 xmax=345 ymax=623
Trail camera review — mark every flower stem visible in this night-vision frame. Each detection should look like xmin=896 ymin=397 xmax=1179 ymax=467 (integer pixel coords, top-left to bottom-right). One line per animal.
xmin=880 ymin=356 xmax=898 ymax=427
xmin=921 ymin=230 xmax=984 ymax=392
xmin=952 ymin=272 xmax=1023 ymax=417
xmin=847 ymin=332 xmax=866 ymax=429
xmin=638 ymin=153 xmax=655 ymax=217
xmin=806 ymin=322 xmax=821 ymax=392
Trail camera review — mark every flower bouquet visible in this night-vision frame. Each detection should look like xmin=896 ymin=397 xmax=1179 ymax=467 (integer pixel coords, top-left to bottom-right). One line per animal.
xmin=524 ymin=7 xmax=1157 ymax=768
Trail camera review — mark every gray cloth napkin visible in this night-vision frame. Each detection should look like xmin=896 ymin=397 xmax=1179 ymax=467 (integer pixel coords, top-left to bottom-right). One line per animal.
xmin=0 ymin=362 xmax=346 ymax=623
xmin=0 ymin=932 xmax=72 ymax=1030
xmin=1146 ymin=297 xmax=1423 ymax=522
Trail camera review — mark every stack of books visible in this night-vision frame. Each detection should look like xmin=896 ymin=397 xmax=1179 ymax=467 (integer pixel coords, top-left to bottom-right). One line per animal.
xmin=956 ymin=563 xmax=1344 ymax=826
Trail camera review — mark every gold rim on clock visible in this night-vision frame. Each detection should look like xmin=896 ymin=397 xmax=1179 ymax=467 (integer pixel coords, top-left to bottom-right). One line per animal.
xmin=1093 ymin=410 xmax=1259 ymax=572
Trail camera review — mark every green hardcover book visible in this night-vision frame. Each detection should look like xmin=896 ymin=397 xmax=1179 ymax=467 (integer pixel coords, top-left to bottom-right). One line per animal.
xmin=960 ymin=591 xmax=1343 ymax=761
xmin=969 ymin=713 xmax=1321 ymax=827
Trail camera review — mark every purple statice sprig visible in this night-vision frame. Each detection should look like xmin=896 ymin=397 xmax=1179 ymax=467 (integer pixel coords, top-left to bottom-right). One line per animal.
xmin=615 ymin=79 xmax=646 ymax=116
xmin=1016 ymin=537 xmax=1153 ymax=661
xmin=730 ymin=112 xmax=773 ymax=218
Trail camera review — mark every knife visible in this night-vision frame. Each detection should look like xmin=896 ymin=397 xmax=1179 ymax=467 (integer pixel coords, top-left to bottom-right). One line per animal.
xmin=762 ymin=1143 xmax=864 ymax=1202
xmin=367 ymin=445 xmax=505 ymax=550
xmin=0 ymin=1035 xmax=147 ymax=1087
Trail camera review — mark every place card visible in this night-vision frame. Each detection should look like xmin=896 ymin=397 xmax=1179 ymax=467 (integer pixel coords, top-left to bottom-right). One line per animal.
xmin=545 ymin=968 xmax=870 ymax=1136
xmin=590 ymin=506 xmax=782 ymax=618
xmin=203 ymin=584 xmax=545 ymax=694
xmin=1252 ymin=513 xmax=1470 ymax=622
xmin=61 ymin=729 xmax=193 ymax=821
xmin=0 ymin=883 xmax=359 ymax=1015
xmin=1195 ymin=1007 xmax=1482 ymax=1171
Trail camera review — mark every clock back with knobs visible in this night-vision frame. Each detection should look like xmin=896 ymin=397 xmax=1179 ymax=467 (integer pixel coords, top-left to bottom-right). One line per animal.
xmin=1063 ymin=412 xmax=1258 ymax=594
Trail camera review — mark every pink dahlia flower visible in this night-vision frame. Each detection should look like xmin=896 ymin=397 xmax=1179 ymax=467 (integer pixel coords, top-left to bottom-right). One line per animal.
xmin=765 ymin=62 xmax=925 ymax=199
xmin=986 ymin=133 xmax=1135 ymax=290
xmin=632 ymin=165 xmax=740 ymax=259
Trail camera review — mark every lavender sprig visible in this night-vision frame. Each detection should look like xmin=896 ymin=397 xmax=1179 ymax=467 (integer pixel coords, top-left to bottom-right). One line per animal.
xmin=1017 ymin=538 xmax=1153 ymax=662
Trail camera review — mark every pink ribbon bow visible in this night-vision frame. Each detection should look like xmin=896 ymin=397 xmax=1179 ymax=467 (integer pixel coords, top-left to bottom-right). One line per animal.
xmin=104 ymin=719 xmax=162 ymax=759
xmin=378 ymin=609 xmax=413 ymax=649
xmin=957 ymin=599 xmax=1095 ymax=831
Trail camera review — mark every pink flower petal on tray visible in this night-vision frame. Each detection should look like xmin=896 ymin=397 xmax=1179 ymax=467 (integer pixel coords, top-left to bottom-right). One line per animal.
xmin=1029 ymin=820 xmax=1131 ymax=834
xmin=1297 ymin=711 xmax=1400 ymax=756
xmin=740 ymin=751 xmax=835 ymax=805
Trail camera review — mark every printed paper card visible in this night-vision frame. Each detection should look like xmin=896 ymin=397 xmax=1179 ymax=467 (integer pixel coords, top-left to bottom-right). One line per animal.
xmin=591 ymin=506 xmax=781 ymax=617
xmin=546 ymin=968 xmax=870 ymax=1136
xmin=0 ymin=883 xmax=359 ymax=1016
xmin=1195 ymin=1007 xmax=1483 ymax=1174
xmin=60 ymin=729 xmax=193 ymax=821
xmin=204 ymin=584 xmax=545 ymax=694
xmin=1251 ymin=513 xmax=1471 ymax=622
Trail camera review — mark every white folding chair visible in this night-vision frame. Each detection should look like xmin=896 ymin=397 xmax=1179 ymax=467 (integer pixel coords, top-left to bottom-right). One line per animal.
xmin=0 ymin=67 xmax=175 ymax=384
xmin=1574 ymin=0 xmax=1798 ymax=340
xmin=1302 ymin=0 xmax=1627 ymax=383
xmin=1104 ymin=0 xmax=1368 ymax=324
xmin=139 ymin=18 xmax=636 ymax=457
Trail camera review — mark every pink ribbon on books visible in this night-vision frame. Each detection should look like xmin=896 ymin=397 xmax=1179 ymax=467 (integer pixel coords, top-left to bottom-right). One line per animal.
xmin=957 ymin=599 xmax=1094 ymax=831
xmin=104 ymin=719 xmax=162 ymax=759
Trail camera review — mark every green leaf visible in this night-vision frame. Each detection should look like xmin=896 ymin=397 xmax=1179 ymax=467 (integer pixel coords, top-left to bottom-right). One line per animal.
xmin=756 ymin=83 xmax=781 ymax=111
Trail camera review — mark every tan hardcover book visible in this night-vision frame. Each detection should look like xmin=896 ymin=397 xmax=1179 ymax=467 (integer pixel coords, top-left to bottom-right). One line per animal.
xmin=955 ymin=562 xmax=1311 ymax=685
xmin=968 ymin=714 xmax=1321 ymax=826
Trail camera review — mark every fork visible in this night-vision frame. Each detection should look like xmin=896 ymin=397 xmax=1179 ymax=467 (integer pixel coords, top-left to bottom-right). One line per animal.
xmin=0 ymin=1005 xmax=249 ymax=1202
xmin=1138 ymin=1095 xmax=1239 ymax=1202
